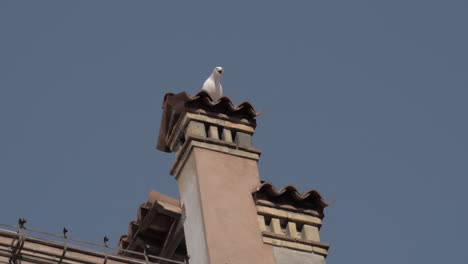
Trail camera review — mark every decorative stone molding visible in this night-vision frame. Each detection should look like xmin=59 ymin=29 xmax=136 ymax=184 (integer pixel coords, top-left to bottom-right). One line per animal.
xmin=256 ymin=200 xmax=330 ymax=257
xmin=167 ymin=112 xmax=262 ymax=177
xmin=168 ymin=113 xmax=255 ymax=152
xmin=255 ymin=201 xmax=330 ymax=257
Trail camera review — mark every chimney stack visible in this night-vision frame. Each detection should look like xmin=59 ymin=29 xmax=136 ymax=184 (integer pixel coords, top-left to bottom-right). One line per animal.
xmin=156 ymin=91 xmax=330 ymax=264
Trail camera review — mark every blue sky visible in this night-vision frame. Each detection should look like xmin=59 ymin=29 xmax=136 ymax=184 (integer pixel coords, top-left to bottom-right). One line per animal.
xmin=0 ymin=1 xmax=467 ymax=263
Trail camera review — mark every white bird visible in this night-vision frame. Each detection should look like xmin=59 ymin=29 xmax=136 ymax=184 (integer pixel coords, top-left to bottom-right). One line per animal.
xmin=201 ymin=66 xmax=224 ymax=101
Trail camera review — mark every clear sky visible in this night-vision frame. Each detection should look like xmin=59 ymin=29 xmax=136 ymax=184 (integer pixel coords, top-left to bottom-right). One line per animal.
xmin=0 ymin=1 xmax=467 ymax=263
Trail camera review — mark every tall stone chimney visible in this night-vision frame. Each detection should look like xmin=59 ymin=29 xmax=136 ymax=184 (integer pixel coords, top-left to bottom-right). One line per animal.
xmin=156 ymin=91 xmax=330 ymax=264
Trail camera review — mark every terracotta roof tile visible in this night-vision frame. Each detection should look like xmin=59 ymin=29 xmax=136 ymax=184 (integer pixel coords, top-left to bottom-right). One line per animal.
xmin=253 ymin=181 xmax=332 ymax=217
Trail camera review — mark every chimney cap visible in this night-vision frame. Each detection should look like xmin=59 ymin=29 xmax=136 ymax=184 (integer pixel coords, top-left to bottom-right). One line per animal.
xmin=253 ymin=181 xmax=332 ymax=217
xmin=157 ymin=90 xmax=260 ymax=152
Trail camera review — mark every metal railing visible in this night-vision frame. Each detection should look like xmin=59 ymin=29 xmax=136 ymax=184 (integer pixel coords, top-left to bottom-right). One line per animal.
xmin=0 ymin=219 xmax=186 ymax=264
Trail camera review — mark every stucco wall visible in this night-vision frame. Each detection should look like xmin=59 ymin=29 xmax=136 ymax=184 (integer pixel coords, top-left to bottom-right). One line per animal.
xmin=175 ymin=146 xmax=275 ymax=264
xmin=273 ymin=247 xmax=326 ymax=264
xmin=177 ymin=154 xmax=210 ymax=264
xmin=193 ymin=147 xmax=275 ymax=264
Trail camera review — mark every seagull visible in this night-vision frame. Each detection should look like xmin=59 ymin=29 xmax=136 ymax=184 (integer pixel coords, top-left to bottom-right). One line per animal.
xmin=201 ymin=66 xmax=224 ymax=101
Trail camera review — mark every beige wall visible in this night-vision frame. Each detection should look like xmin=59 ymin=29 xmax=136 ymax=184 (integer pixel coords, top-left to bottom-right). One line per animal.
xmin=176 ymin=146 xmax=275 ymax=264
xmin=177 ymin=154 xmax=210 ymax=264
xmin=273 ymin=247 xmax=325 ymax=264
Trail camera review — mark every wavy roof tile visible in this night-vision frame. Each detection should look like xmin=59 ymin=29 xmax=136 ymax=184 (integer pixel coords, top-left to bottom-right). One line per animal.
xmin=157 ymin=91 xmax=259 ymax=152
xmin=253 ymin=181 xmax=332 ymax=217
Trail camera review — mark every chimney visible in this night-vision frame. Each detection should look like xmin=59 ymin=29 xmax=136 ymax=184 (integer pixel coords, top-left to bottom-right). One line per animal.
xmin=156 ymin=91 xmax=330 ymax=264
